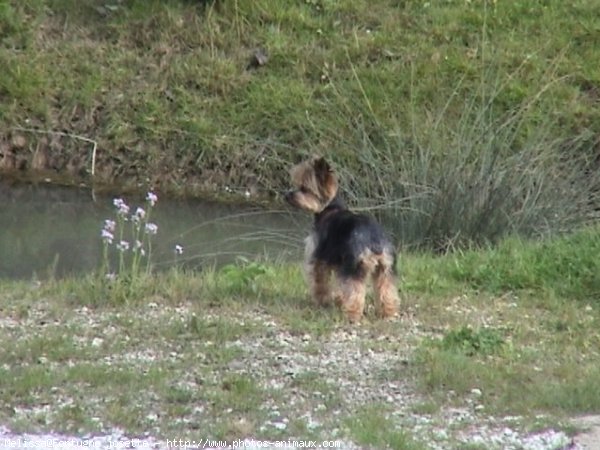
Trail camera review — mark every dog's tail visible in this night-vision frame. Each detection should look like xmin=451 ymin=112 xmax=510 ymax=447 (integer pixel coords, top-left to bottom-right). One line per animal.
xmin=360 ymin=247 xmax=395 ymax=276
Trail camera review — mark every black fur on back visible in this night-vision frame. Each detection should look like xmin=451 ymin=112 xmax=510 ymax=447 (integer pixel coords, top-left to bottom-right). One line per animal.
xmin=311 ymin=195 xmax=396 ymax=279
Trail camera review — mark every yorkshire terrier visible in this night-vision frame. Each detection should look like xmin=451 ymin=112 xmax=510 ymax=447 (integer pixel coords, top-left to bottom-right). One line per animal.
xmin=285 ymin=157 xmax=399 ymax=323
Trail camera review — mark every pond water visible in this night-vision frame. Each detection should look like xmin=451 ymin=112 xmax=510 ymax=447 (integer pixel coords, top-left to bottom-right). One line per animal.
xmin=0 ymin=180 xmax=307 ymax=279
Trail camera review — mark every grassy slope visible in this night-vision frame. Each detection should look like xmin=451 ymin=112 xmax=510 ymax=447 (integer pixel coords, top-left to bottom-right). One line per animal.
xmin=1 ymin=0 xmax=599 ymax=197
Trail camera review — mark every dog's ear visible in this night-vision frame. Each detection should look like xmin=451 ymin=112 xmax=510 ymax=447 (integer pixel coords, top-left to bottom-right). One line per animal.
xmin=313 ymin=157 xmax=332 ymax=182
xmin=313 ymin=157 xmax=338 ymax=199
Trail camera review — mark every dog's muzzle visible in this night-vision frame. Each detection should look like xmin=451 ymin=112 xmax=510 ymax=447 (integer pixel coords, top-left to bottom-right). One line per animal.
xmin=284 ymin=190 xmax=297 ymax=206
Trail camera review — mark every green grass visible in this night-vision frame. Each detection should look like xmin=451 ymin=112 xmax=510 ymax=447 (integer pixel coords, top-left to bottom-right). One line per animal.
xmin=402 ymin=227 xmax=600 ymax=302
xmin=2 ymin=0 xmax=600 ymax=247
xmin=450 ymin=230 xmax=600 ymax=301
xmin=345 ymin=405 xmax=423 ymax=450
xmin=399 ymin=228 xmax=600 ymax=418
xmin=413 ymin=324 xmax=600 ymax=416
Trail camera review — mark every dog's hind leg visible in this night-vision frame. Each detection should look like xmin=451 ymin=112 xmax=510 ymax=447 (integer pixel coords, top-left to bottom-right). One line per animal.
xmin=338 ymin=274 xmax=368 ymax=323
xmin=308 ymin=260 xmax=334 ymax=307
xmin=372 ymin=259 xmax=399 ymax=319
xmin=304 ymin=233 xmax=333 ymax=307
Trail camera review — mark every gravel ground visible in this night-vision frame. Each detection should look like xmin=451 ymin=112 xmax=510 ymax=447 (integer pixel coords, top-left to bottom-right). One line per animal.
xmin=0 ymin=427 xmax=593 ymax=449
xmin=1 ymin=305 xmax=597 ymax=449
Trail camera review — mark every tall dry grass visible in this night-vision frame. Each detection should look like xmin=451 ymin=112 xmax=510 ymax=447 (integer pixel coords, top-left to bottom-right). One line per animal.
xmin=308 ymin=60 xmax=600 ymax=250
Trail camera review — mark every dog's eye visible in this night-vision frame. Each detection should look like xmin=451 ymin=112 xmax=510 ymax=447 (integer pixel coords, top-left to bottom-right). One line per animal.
xmin=299 ymin=186 xmax=308 ymax=193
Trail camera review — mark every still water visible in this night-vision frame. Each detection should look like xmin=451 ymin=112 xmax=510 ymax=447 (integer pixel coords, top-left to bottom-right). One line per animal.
xmin=0 ymin=180 xmax=307 ymax=279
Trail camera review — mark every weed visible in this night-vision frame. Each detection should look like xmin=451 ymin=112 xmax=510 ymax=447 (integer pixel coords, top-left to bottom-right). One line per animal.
xmin=218 ymin=257 xmax=273 ymax=295
xmin=77 ymin=192 xmax=185 ymax=305
xmin=439 ymin=326 xmax=505 ymax=356
xmin=100 ymin=192 xmax=158 ymax=277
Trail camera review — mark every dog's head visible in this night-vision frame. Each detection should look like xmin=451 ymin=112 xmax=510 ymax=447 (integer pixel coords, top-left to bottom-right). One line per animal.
xmin=285 ymin=157 xmax=338 ymax=213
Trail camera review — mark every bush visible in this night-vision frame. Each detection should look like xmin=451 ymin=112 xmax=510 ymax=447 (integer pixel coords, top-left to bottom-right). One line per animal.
xmin=318 ymin=67 xmax=600 ymax=249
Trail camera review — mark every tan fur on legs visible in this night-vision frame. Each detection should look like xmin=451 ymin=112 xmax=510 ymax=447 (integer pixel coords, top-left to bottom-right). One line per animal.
xmin=304 ymin=232 xmax=333 ymax=307
xmin=311 ymin=261 xmax=334 ymax=307
xmin=372 ymin=265 xmax=399 ymax=318
xmin=358 ymin=248 xmax=399 ymax=319
xmin=338 ymin=276 xmax=367 ymax=323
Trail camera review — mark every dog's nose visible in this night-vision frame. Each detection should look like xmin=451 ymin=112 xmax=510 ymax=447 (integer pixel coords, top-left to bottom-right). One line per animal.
xmin=283 ymin=190 xmax=295 ymax=204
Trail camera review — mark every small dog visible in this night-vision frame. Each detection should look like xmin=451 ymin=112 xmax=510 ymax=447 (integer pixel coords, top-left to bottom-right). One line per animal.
xmin=285 ymin=157 xmax=399 ymax=322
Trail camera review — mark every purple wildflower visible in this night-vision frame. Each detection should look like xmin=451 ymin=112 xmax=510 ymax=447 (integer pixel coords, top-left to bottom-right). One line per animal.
xmin=146 ymin=192 xmax=158 ymax=207
xmin=101 ymin=229 xmax=114 ymax=244
xmin=104 ymin=219 xmax=116 ymax=232
xmin=116 ymin=240 xmax=130 ymax=252
xmin=113 ymin=198 xmax=130 ymax=217
xmin=145 ymin=223 xmax=158 ymax=235
xmin=132 ymin=207 xmax=146 ymax=223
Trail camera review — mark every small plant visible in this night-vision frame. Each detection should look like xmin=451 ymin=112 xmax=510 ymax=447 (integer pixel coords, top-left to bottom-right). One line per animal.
xmin=101 ymin=192 xmax=159 ymax=277
xmin=218 ymin=257 xmax=272 ymax=294
xmin=92 ymin=192 xmax=163 ymax=304
xmin=439 ymin=326 xmax=505 ymax=356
